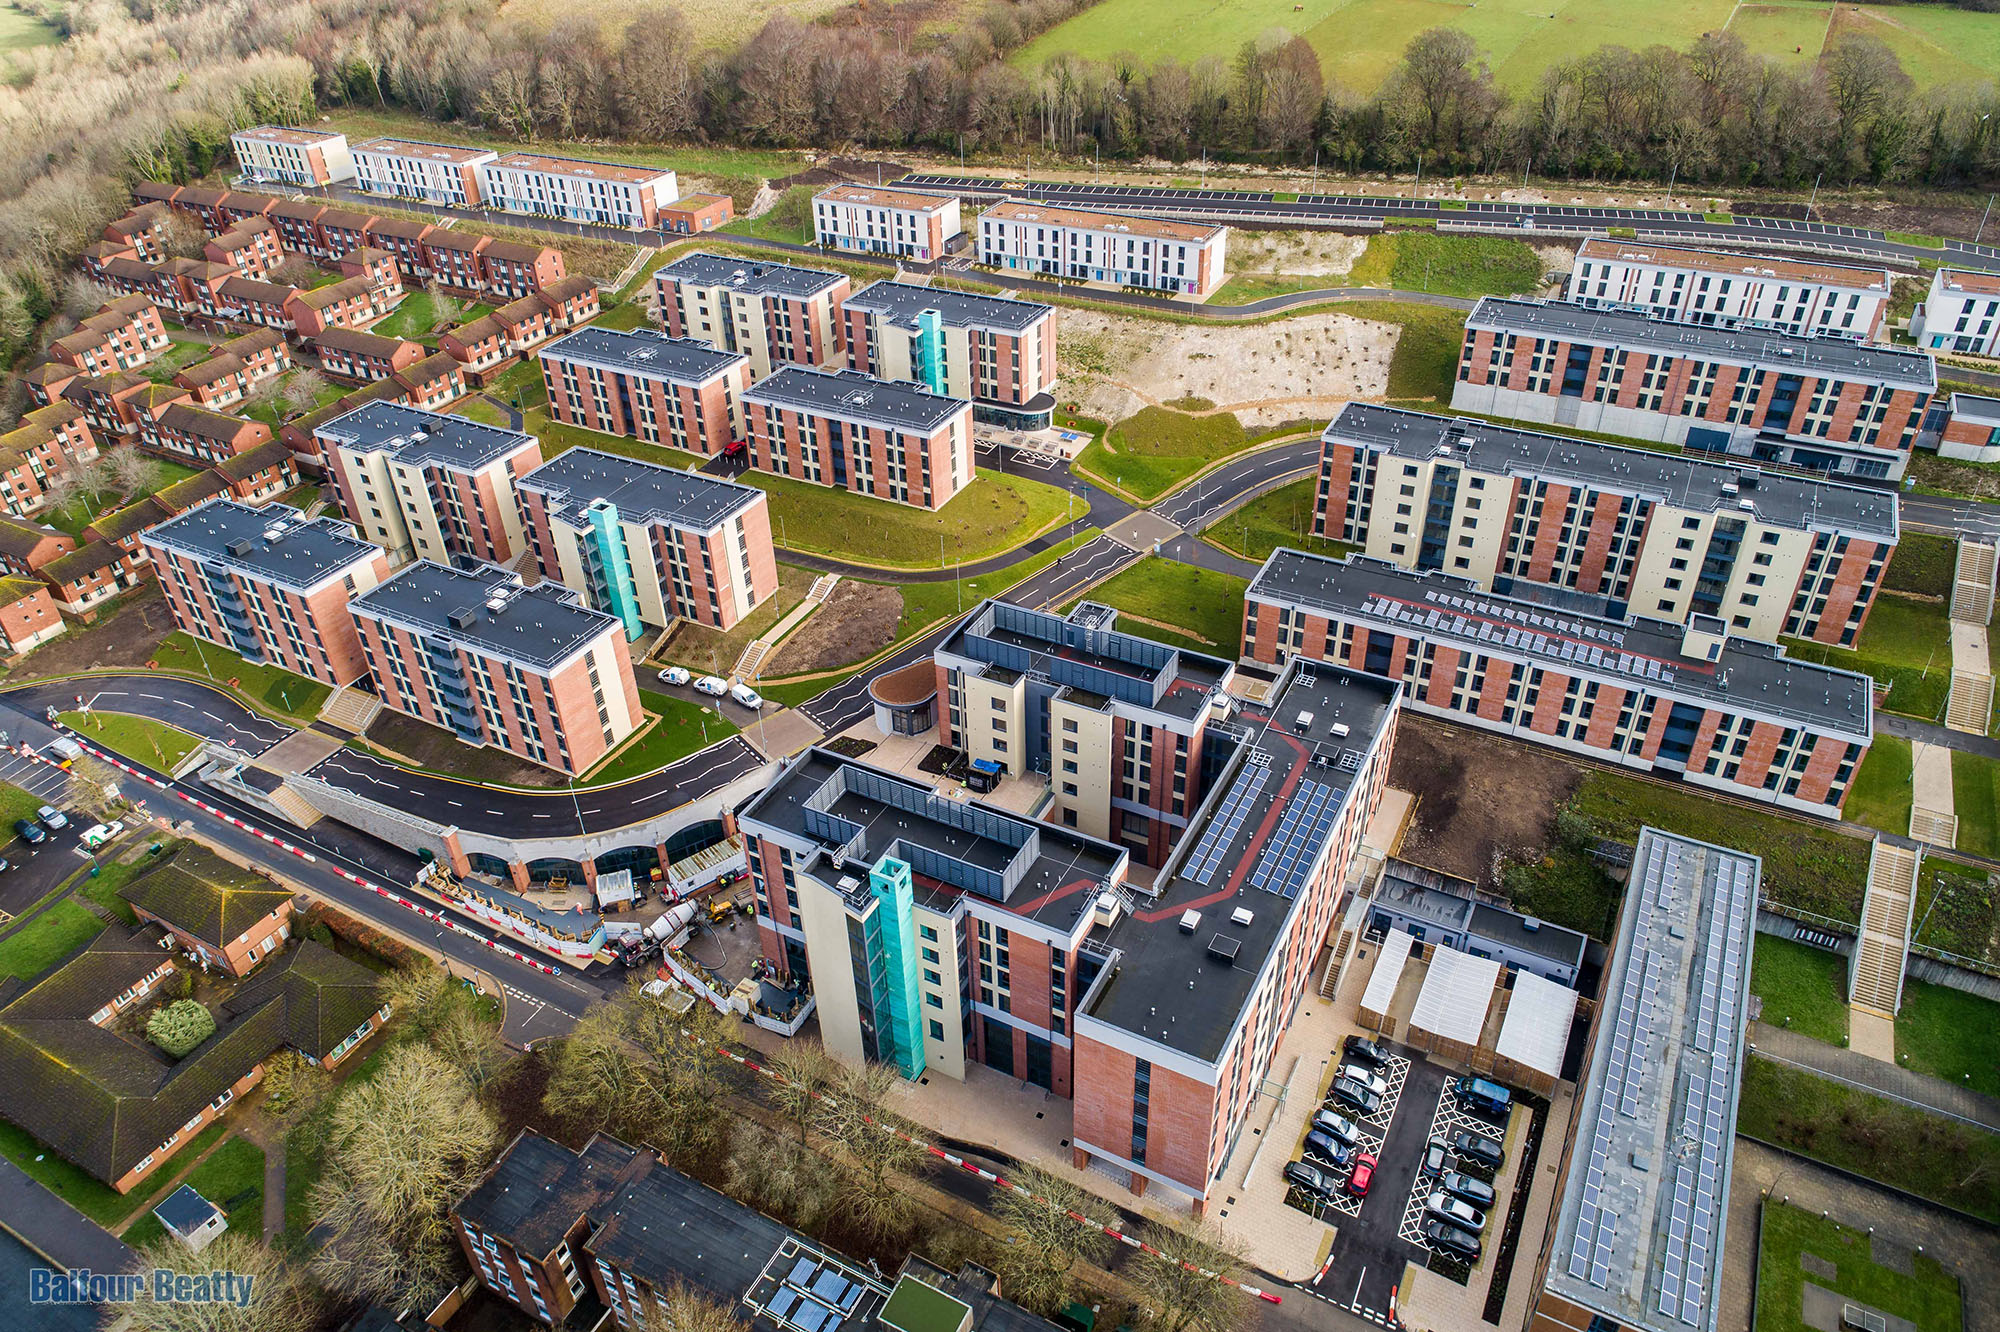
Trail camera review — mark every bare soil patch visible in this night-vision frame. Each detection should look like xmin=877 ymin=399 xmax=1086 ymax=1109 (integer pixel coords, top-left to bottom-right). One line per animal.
xmin=2 ymin=588 xmax=172 ymax=683
xmin=766 ymin=580 xmax=902 ymax=675
xmin=1387 ymin=716 xmax=1579 ymax=887
xmin=1227 ymin=230 xmax=1368 ymax=278
xmin=773 ymin=156 xmax=913 ymax=191
xmin=1058 ymin=308 xmax=1392 ymax=430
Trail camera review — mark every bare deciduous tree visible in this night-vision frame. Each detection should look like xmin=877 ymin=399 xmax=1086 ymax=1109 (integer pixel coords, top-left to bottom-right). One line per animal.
xmin=992 ymin=1164 xmax=1110 ymax=1314
xmin=123 ymin=1231 xmax=319 ymax=1332
xmin=261 ymin=1048 xmax=334 ymax=1126
xmin=768 ymin=1037 xmax=840 ymax=1146
xmin=103 ymin=445 xmax=163 ymax=501
xmin=815 ymin=1061 xmax=929 ymax=1242
xmin=542 ymin=981 xmax=734 ymax=1159
xmin=639 ymin=1281 xmax=749 ymax=1332
xmin=1130 ymin=1219 xmax=1246 ymax=1332
xmin=281 ymin=367 xmax=328 ymax=413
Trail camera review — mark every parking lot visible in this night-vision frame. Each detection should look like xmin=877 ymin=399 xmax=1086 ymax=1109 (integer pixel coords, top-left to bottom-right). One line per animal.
xmin=0 ymin=761 xmax=88 ymax=922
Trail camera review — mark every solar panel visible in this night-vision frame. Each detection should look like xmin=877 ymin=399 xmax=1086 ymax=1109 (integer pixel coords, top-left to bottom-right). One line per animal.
xmin=1246 ymin=780 xmax=1343 ymax=899
xmin=1183 ymin=764 xmax=1270 ymax=885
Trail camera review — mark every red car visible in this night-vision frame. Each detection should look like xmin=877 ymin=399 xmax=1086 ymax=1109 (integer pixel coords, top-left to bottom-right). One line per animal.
xmin=1347 ymin=1152 xmax=1378 ymax=1197
xmin=722 ymin=439 xmax=748 ymax=459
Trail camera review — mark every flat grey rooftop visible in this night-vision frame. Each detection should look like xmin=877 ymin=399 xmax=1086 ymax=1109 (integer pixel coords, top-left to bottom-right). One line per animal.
xmin=1948 ymin=391 xmax=2000 ymax=425
xmin=744 ymin=366 xmax=968 ymax=432
xmin=350 ymin=560 xmax=615 ymax=671
xmin=521 ymin=447 xmax=763 ymax=532
xmin=142 ymin=499 xmax=379 ymax=590
xmin=940 ymin=600 xmax=1232 ymax=725
xmin=1328 ymin=403 xmax=1899 ymax=540
xmin=846 ymin=279 xmax=1052 ymax=333
xmin=540 ymin=326 xmax=746 ymax=382
xmin=654 ymin=251 xmax=846 ymax=300
xmin=1468 ymin=296 xmax=1937 ymax=389
xmin=1083 ymin=664 xmax=1399 ymax=1064
xmin=314 ymin=401 xmax=534 ymax=471
xmin=1249 ymin=550 xmax=1873 ymax=740
xmin=1544 ymin=827 xmax=1758 ymax=1332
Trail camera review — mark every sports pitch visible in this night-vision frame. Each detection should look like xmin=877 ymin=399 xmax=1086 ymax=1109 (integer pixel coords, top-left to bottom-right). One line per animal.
xmin=1013 ymin=0 xmax=2000 ymax=94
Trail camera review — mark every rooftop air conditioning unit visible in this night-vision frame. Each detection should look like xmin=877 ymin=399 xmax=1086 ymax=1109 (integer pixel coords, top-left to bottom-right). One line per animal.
xmin=1178 ymin=909 xmax=1200 ymax=934
xmin=1230 ymin=906 xmax=1254 ymax=927
xmin=1207 ymin=935 xmax=1241 ymax=965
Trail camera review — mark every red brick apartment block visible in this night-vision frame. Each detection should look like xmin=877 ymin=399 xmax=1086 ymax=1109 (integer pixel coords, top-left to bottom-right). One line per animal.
xmin=538 ymin=326 xmax=750 ymax=456
xmin=742 ymin=366 xmax=972 ymax=510
xmin=653 ymin=251 xmax=849 ymax=376
xmin=844 ymin=279 xmax=1057 ymax=428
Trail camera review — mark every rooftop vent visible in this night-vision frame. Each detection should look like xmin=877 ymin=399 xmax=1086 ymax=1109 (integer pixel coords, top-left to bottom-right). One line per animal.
xmin=1230 ymin=906 xmax=1254 ymax=927
xmin=225 ymin=538 xmax=253 ymax=557
xmin=1295 ymin=711 xmax=1316 ymax=730
xmin=448 ymin=607 xmax=478 ymax=630
xmin=1178 ymin=909 xmax=1201 ymax=934
xmin=1331 ymin=722 xmax=1350 ymax=739
xmin=1522 ymin=917 xmax=1541 ymax=932
xmin=1206 ymin=934 xmax=1241 ymax=965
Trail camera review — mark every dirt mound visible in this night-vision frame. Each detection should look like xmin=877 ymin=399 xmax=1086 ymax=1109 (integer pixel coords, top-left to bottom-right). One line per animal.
xmin=1387 ymin=717 xmax=1580 ymax=888
xmin=774 ymin=157 xmax=913 ymax=191
xmin=767 ymin=580 xmax=903 ymax=675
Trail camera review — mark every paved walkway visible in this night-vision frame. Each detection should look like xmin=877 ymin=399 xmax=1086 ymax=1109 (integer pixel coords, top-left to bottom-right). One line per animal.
xmin=1748 ymin=1021 xmax=2000 ymax=1130
xmin=1876 ymin=712 xmax=2000 ymax=761
xmin=1908 ymin=738 xmax=1957 ymax=848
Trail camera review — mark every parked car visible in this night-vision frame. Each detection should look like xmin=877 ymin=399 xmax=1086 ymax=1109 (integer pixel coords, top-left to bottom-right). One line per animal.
xmin=657 ymin=666 xmax=690 ymax=686
xmin=693 ymin=675 xmax=729 ymax=697
xmin=1326 ymin=1077 xmax=1382 ymax=1117
xmin=1426 ymin=1191 xmax=1488 ymax=1232
xmin=0 ymin=857 xmax=10 ymax=872
xmin=1283 ymin=1160 xmax=1338 ymax=1199
xmin=35 ymin=805 xmax=67 ymax=831
xmin=1422 ymin=1218 xmax=1482 ymax=1262
xmin=1309 ymin=1109 xmax=1361 ymax=1147
xmin=1302 ymin=1131 xmax=1353 ymax=1169
xmin=80 ymin=821 xmax=124 ymax=851
xmin=1422 ymin=1137 xmax=1450 ymax=1176
xmin=1455 ymin=1076 xmax=1514 ymax=1121
xmin=1342 ymin=1034 xmax=1391 ymax=1066
xmin=1336 ymin=1063 xmax=1389 ymax=1098
xmin=729 ymin=682 xmax=765 ymax=709
xmin=12 ymin=819 xmax=44 ymax=845
xmin=1452 ymin=1131 xmax=1505 ymax=1174
xmin=1440 ymin=1171 xmax=1497 ymax=1209
xmin=1347 ymin=1152 xmax=1378 ymax=1197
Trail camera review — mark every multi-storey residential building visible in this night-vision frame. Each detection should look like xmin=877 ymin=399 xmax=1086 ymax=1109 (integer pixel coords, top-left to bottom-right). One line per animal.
xmin=742 ymin=366 xmax=973 ymax=510
xmin=146 ymin=403 xmax=271 ymax=465
xmin=934 ymin=600 xmax=1234 ymax=865
xmin=1244 ymin=550 xmax=1873 ymax=816
xmin=229 ymin=126 xmax=353 ymax=186
xmin=202 ymin=217 xmax=285 ymax=279
xmin=1938 ymin=392 xmax=2000 ymax=463
xmin=1565 ymin=239 xmax=1892 ymax=337
xmin=742 ymin=655 xmax=1398 ymax=1211
xmin=317 ymin=402 xmax=540 ymax=568
xmin=977 ymin=200 xmax=1229 ymax=299
xmin=1312 ymin=404 xmax=1900 ymax=647
xmin=813 ymin=185 xmax=961 ymax=262
xmin=314 ymin=328 xmax=425 ymax=383
xmin=538 ymin=327 xmax=749 ymax=455
xmin=475 ymin=153 xmax=676 ymax=229
xmin=1528 ymin=828 xmax=1757 ymax=1332
xmin=518 ymin=448 xmax=777 ymax=637
xmin=48 ymin=296 xmax=171 ymax=375
xmin=1911 ymin=267 xmax=2000 ymax=356
xmin=653 ymin=252 xmax=850 ymax=377
xmin=142 ymin=499 xmax=391 ymax=687
xmin=349 ymin=561 xmax=642 ymax=775
xmin=350 ymin=138 xmax=496 ymax=207
xmin=439 ymin=278 xmax=601 ymax=376
xmin=284 ymin=276 xmax=401 ymax=339
xmin=0 ymin=403 xmax=99 ymax=520
xmin=844 ymin=281 xmax=1057 ymax=430
xmin=1454 ymin=297 xmax=1937 ymax=480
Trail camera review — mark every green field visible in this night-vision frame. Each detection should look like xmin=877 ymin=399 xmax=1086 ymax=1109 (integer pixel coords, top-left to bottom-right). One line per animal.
xmin=1068 ymin=558 xmax=1248 ymax=655
xmin=60 ymin=711 xmax=201 ymax=771
xmin=0 ymin=5 xmax=59 ymax=59
xmin=1750 ymin=934 xmax=1849 ymax=1045
xmin=1014 ymin=0 xmax=1994 ymax=94
xmin=1755 ymin=1201 xmax=1964 ymax=1332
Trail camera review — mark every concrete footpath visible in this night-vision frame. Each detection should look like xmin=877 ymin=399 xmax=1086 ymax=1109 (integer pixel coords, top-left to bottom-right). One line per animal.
xmin=1748 ymin=1022 xmax=2000 ymax=1130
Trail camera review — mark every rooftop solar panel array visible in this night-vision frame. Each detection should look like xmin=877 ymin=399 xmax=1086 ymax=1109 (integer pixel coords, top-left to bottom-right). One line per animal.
xmin=1248 ymin=779 xmax=1344 ymax=899
xmin=750 ymin=1244 xmax=873 ymax=1332
xmin=1183 ymin=757 xmax=1270 ymax=886
xmin=1360 ymin=590 xmax=1681 ymax=687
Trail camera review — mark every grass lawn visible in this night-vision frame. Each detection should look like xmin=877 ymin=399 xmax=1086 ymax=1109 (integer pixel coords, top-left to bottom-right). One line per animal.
xmin=660 ymin=562 xmax=814 ymax=676
xmin=0 ymin=3 xmax=60 ymax=59
xmin=0 ymin=780 xmax=41 ymax=830
xmin=1755 ymin=1200 xmax=1964 ymax=1332
xmin=120 ymin=1135 xmax=266 ymax=1248
xmin=1952 ymin=750 xmax=2000 ymax=860
xmin=1882 ymin=532 xmax=1955 ymax=598
xmin=1211 ymin=273 xmax=1339 ymax=305
xmin=0 ymin=1117 xmax=228 ymax=1230
xmin=140 ymin=340 xmax=211 ymax=384
xmin=1346 ymin=232 xmax=1542 ymax=299
xmin=1908 ymin=859 xmax=1999 ymax=966
xmin=1751 ymin=934 xmax=1850 ymax=1045
xmin=1343 ymin=301 xmax=1467 ymax=404
xmin=371 ymin=292 xmax=488 ymax=341
xmin=1896 ymin=978 xmax=2000 ymax=1098
xmin=592 ymin=301 xmax=653 ymax=331
xmin=1076 ymin=407 xmax=1310 ymax=504
xmin=1568 ymin=771 xmax=1871 ymax=923
xmin=755 ymin=468 xmax=1076 ymax=570
xmin=0 ymin=902 xmax=107 ymax=982
xmin=450 ymin=395 xmax=509 ymax=427
xmin=1066 ymin=558 xmax=1247 ymax=654
xmin=584 ymin=689 xmax=741 ymax=786
xmin=151 ymin=632 xmax=331 ymax=721
xmin=720 ymin=185 xmax=816 ymax=245
xmin=1785 ymin=594 xmax=1953 ymax=721
xmin=519 ymin=409 xmax=705 ymax=472
xmin=76 ymin=840 xmax=177 ymax=926
xmin=488 ymin=358 xmax=547 ymax=407
xmin=1204 ymin=477 xmax=1357 ymax=564
xmin=60 ymin=711 xmax=201 ymax=771
xmin=1844 ymin=735 xmax=1913 ymax=836
xmin=1738 ymin=1054 xmax=2000 ymax=1222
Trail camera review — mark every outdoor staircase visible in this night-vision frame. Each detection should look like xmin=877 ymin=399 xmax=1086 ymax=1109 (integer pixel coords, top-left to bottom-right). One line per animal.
xmin=318 ymin=686 xmax=382 ymax=734
xmin=1909 ymin=805 xmax=1959 ymax=848
xmin=1951 ymin=538 xmax=1996 ymax=624
xmin=1947 ymin=671 xmax=1993 ymax=733
xmin=732 ymin=639 xmax=772 ymax=681
xmin=730 ymin=574 xmax=842 ymax=682
xmin=1319 ymin=927 xmax=1356 ymax=1000
xmin=264 ymin=783 xmax=324 ymax=829
xmin=807 ymin=573 xmax=841 ymax=602
xmin=1850 ymin=839 xmax=1919 ymax=1018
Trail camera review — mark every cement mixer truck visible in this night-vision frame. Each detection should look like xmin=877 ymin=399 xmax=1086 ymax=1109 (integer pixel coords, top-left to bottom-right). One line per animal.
xmin=615 ymin=899 xmax=700 ymax=968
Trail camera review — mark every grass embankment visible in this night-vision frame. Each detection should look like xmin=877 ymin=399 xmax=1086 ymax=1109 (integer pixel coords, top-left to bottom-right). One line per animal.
xmin=1750 ymin=934 xmax=1850 ymax=1045
xmin=1951 ymin=751 xmax=2000 ymax=860
xmin=151 ymin=632 xmax=331 ymax=721
xmin=1204 ymin=476 xmax=1357 ymax=564
xmin=60 ymin=711 xmax=201 ymax=770
xmin=1784 ymin=594 xmax=1953 ymax=721
xmin=1213 ymin=232 xmax=1542 ymax=306
xmin=1908 ymin=858 xmax=2000 ymax=967
xmin=1843 ymin=735 xmax=1913 ymax=835
xmin=1075 ymin=407 xmax=1312 ymax=504
xmin=660 ymin=563 xmax=815 ymax=677
xmin=1896 ymin=978 xmax=2000 ymax=1097
xmin=1754 ymin=1201 xmax=1964 ymax=1332
xmin=1065 ymin=558 xmax=1247 ymax=654
xmin=585 ymin=689 xmax=741 ymax=787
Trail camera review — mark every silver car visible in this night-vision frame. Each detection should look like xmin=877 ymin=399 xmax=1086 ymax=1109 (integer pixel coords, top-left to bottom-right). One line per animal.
xmin=1426 ymin=1191 xmax=1487 ymax=1233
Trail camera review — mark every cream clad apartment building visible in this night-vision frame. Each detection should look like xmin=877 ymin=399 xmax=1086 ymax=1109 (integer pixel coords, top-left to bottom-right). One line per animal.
xmin=350 ymin=139 xmax=497 ymax=208
xmin=976 ymin=201 xmax=1228 ymax=299
xmin=475 ymin=154 xmax=677 ymax=230
xmin=1566 ymin=240 xmax=1892 ymax=338
xmin=1313 ymin=404 xmax=1900 ymax=648
xmin=652 ymin=252 xmax=850 ymax=377
xmin=813 ymin=185 xmax=962 ymax=263
xmin=315 ymin=402 xmax=541 ymax=570
xmin=843 ymin=281 xmax=1058 ymax=431
xmin=1912 ymin=268 xmax=2000 ymax=357
xmin=229 ymin=126 xmax=354 ymax=187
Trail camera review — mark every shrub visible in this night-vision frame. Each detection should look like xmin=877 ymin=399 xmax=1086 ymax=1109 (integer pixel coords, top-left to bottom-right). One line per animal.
xmin=164 ymin=970 xmax=194 ymax=1001
xmin=147 ymin=1000 xmax=215 ymax=1057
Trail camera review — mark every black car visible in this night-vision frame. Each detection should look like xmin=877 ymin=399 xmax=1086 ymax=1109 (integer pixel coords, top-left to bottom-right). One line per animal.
xmin=1422 ymin=1218 xmax=1482 ymax=1262
xmin=12 ymin=819 xmax=43 ymax=845
xmin=1342 ymin=1034 xmax=1391 ymax=1066
xmin=1440 ymin=1170 xmax=1497 ymax=1209
xmin=1422 ymin=1136 xmax=1450 ymax=1176
xmin=1327 ymin=1077 xmax=1382 ymax=1117
xmin=1452 ymin=1131 xmax=1505 ymax=1173
xmin=1302 ymin=1130 xmax=1353 ymax=1169
xmin=1284 ymin=1160 xmax=1339 ymax=1199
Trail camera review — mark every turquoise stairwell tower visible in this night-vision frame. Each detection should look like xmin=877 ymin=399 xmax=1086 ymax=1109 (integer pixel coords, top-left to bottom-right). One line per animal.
xmin=914 ymin=308 xmax=946 ymax=395
xmin=584 ymin=498 xmax=644 ymax=641
xmin=869 ymin=854 xmax=926 ymax=1079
